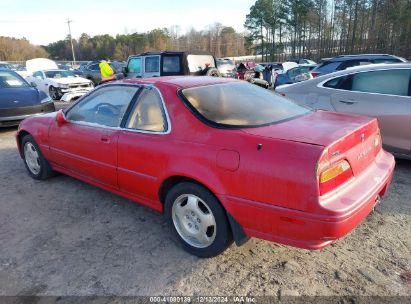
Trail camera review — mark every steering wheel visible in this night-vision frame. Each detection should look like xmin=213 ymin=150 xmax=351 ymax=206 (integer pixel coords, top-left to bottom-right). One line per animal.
xmin=94 ymin=103 xmax=119 ymax=116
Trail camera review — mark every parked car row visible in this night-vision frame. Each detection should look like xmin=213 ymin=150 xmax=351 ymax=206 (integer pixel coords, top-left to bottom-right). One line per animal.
xmin=0 ymin=52 xmax=408 ymax=258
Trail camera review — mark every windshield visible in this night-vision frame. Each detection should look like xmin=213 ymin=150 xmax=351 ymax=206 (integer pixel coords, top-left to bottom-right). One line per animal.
xmin=180 ymin=82 xmax=310 ymax=128
xmin=0 ymin=70 xmax=29 ymax=88
xmin=45 ymin=70 xmax=75 ymax=78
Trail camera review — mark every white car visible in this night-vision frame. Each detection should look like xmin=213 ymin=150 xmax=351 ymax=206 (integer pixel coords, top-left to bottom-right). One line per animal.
xmin=26 ymin=58 xmax=94 ymax=101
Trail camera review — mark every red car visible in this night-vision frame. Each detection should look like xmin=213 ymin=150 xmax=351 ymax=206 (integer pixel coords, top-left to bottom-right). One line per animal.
xmin=16 ymin=76 xmax=395 ymax=257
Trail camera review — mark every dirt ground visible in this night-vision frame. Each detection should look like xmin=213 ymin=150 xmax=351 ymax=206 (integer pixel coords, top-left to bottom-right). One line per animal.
xmin=0 ymin=106 xmax=410 ymax=299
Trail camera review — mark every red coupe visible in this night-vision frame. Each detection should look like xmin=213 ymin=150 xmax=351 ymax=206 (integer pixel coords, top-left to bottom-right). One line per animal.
xmin=16 ymin=76 xmax=395 ymax=257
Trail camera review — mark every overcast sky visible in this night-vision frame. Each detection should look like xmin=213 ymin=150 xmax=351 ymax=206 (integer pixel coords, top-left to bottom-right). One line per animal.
xmin=1 ymin=0 xmax=255 ymax=45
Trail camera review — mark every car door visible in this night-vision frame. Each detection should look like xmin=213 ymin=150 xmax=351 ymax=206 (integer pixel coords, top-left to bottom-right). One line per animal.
xmin=328 ymin=69 xmax=411 ymax=155
xmin=143 ymin=55 xmax=161 ymax=78
xmin=117 ymin=86 xmax=170 ymax=204
xmin=48 ymin=85 xmax=140 ymax=188
xmin=126 ymin=57 xmax=142 ymax=79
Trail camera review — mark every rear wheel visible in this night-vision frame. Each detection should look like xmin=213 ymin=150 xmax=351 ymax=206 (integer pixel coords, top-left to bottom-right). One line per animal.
xmin=165 ymin=182 xmax=232 ymax=257
xmin=22 ymin=135 xmax=54 ymax=180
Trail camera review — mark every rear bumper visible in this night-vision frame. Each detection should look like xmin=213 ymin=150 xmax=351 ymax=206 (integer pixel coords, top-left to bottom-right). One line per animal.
xmin=220 ymin=150 xmax=395 ymax=250
xmin=0 ymin=102 xmax=55 ymax=127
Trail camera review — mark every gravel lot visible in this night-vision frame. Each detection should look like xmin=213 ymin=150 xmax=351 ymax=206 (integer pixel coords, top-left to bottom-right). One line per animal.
xmin=0 ymin=104 xmax=410 ymax=299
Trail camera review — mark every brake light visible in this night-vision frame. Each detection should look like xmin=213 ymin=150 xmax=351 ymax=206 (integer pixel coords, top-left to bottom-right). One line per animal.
xmin=319 ymin=160 xmax=353 ymax=195
xmin=311 ymin=71 xmax=321 ymax=78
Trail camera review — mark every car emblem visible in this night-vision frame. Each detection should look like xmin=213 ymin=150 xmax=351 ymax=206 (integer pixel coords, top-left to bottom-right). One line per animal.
xmin=361 ymin=133 xmax=365 ymax=142
xmin=13 ymin=100 xmax=19 ymax=103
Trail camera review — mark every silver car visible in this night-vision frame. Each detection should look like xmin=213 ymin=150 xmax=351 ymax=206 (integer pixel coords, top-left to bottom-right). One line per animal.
xmin=276 ymin=63 xmax=411 ymax=159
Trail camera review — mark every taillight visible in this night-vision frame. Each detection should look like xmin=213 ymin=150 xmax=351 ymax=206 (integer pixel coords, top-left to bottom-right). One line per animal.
xmin=311 ymin=71 xmax=321 ymax=77
xmin=319 ymin=160 xmax=353 ymax=195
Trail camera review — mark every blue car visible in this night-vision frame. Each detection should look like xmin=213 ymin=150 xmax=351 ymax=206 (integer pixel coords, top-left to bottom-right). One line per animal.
xmin=0 ymin=69 xmax=55 ymax=127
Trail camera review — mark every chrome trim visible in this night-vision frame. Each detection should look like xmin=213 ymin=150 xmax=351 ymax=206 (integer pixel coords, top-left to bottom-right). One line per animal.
xmin=65 ymin=83 xmax=172 ymax=135
xmin=316 ymin=67 xmax=411 ymax=98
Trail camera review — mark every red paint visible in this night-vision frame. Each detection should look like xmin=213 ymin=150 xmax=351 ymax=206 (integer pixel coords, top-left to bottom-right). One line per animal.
xmin=16 ymin=76 xmax=395 ymax=250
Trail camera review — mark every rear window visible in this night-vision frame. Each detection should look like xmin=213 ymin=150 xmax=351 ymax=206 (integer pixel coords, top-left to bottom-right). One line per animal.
xmin=0 ymin=71 xmax=28 ymax=88
xmin=162 ymin=55 xmax=181 ymax=73
xmin=180 ymin=82 xmax=310 ymax=128
xmin=314 ymin=61 xmax=341 ymax=73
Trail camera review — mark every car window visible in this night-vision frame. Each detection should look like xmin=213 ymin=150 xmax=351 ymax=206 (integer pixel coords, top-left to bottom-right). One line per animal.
xmin=145 ymin=56 xmax=160 ymax=73
xmin=323 ymin=76 xmax=347 ymax=89
xmin=33 ymin=71 xmax=44 ymax=79
xmin=181 ymin=82 xmax=310 ymax=128
xmin=0 ymin=70 xmax=29 ymax=88
xmin=347 ymin=69 xmax=411 ymax=96
xmin=372 ymin=59 xmax=402 ymax=64
xmin=162 ymin=55 xmax=181 ymax=73
xmin=128 ymin=58 xmax=141 ymax=73
xmin=339 ymin=60 xmax=370 ymax=70
xmin=66 ymin=86 xmax=139 ymax=127
xmin=314 ymin=61 xmax=341 ymax=73
xmin=89 ymin=64 xmax=100 ymax=71
xmin=125 ymin=88 xmax=167 ymax=132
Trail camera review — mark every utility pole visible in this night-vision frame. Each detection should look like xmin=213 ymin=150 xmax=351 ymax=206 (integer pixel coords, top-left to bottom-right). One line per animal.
xmin=66 ymin=18 xmax=76 ymax=65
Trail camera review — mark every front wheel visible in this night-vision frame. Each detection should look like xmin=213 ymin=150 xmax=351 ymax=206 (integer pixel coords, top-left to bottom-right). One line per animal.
xmin=49 ymin=86 xmax=62 ymax=100
xmin=165 ymin=182 xmax=233 ymax=257
xmin=22 ymin=135 xmax=54 ymax=180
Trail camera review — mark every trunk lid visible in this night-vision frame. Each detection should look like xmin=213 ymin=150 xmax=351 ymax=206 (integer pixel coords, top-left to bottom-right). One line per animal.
xmin=0 ymin=87 xmax=42 ymax=108
xmin=242 ymin=110 xmax=379 ymax=176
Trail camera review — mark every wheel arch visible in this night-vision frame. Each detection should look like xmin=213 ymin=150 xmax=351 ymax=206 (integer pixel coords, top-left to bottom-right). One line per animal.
xmin=16 ymin=130 xmax=31 ymax=158
xmin=158 ymin=174 xmax=249 ymax=246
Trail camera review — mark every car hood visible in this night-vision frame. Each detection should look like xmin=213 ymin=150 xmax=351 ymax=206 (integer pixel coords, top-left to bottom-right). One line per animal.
xmin=47 ymin=77 xmax=91 ymax=85
xmin=0 ymin=87 xmax=44 ymax=108
xmin=242 ymin=110 xmax=373 ymax=147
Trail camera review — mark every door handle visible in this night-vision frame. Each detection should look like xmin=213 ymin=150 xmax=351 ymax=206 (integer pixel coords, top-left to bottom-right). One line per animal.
xmin=100 ymin=135 xmax=110 ymax=143
xmin=339 ymin=100 xmax=358 ymax=105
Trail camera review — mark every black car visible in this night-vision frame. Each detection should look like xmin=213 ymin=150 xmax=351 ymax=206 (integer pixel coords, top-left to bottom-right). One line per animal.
xmin=123 ymin=51 xmax=220 ymax=79
xmin=0 ymin=70 xmax=55 ymax=127
xmin=311 ymin=54 xmax=407 ymax=76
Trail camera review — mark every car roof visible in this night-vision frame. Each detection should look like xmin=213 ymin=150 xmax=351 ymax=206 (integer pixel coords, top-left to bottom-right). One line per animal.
xmin=120 ymin=76 xmax=238 ymax=89
xmin=128 ymin=51 xmax=214 ymax=58
xmin=323 ymin=54 xmax=405 ymax=62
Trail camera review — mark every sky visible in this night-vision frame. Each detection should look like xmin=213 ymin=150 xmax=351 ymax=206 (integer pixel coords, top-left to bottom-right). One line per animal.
xmin=0 ymin=0 xmax=255 ymax=45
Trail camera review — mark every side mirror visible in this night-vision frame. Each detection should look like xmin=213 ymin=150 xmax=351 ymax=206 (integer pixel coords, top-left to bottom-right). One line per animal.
xmin=30 ymin=82 xmax=37 ymax=87
xmin=56 ymin=110 xmax=67 ymax=125
xmin=122 ymin=67 xmax=128 ymax=74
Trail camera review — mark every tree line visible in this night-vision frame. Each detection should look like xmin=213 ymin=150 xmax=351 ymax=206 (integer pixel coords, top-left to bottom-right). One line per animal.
xmin=245 ymin=0 xmax=411 ymax=62
xmin=45 ymin=24 xmax=250 ymax=61
xmin=0 ymin=36 xmax=48 ymax=61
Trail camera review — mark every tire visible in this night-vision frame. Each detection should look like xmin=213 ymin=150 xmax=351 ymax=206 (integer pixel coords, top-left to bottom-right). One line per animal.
xmin=22 ymin=135 xmax=54 ymax=180
xmin=205 ymin=68 xmax=221 ymax=77
xmin=49 ymin=86 xmax=62 ymax=100
xmin=165 ymin=182 xmax=233 ymax=257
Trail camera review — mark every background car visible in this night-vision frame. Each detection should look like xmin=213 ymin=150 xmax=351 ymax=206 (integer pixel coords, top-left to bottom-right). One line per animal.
xmin=123 ymin=51 xmax=221 ymax=79
xmin=311 ymin=54 xmax=407 ymax=77
xmin=289 ymin=58 xmax=317 ymax=65
xmin=82 ymin=61 xmax=124 ymax=85
xmin=0 ymin=61 xmax=13 ymax=70
xmin=17 ymin=76 xmax=394 ymax=257
xmin=273 ymin=65 xmax=316 ymax=88
xmin=0 ymin=69 xmax=55 ymax=127
xmin=216 ymin=58 xmax=236 ymax=78
xmin=26 ymin=58 xmax=94 ymax=101
xmin=276 ymin=63 xmax=411 ymax=158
